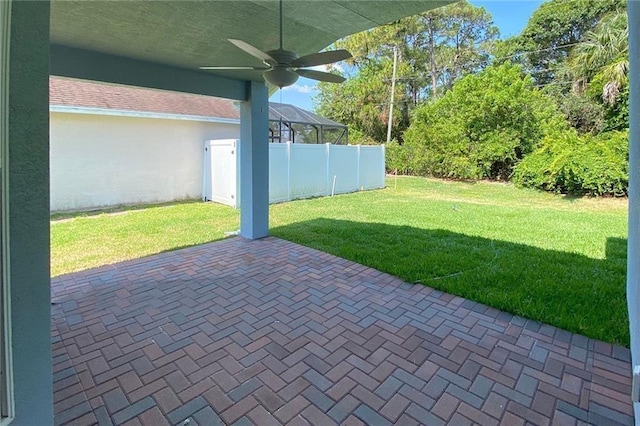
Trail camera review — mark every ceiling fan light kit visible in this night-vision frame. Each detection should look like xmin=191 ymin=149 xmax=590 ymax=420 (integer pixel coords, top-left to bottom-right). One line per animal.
xmin=264 ymin=67 xmax=299 ymax=88
xmin=199 ymin=0 xmax=351 ymax=88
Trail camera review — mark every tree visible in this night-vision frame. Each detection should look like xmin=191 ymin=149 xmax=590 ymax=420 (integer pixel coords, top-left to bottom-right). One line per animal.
xmin=567 ymin=11 xmax=628 ymax=102
xmin=315 ymin=1 xmax=498 ymax=143
xmin=315 ymin=59 xmax=413 ymax=143
xmin=397 ymin=63 xmax=566 ymax=180
xmin=431 ymin=1 xmax=498 ymax=91
xmin=505 ymin=0 xmax=624 ymax=85
xmin=546 ymin=89 xmax=605 ymax=134
xmin=563 ymin=9 xmax=629 ymax=130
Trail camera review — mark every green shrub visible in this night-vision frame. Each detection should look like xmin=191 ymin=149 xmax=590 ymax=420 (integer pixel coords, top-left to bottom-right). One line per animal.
xmin=348 ymin=128 xmax=380 ymax=146
xmin=385 ymin=141 xmax=411 ymax=174
xmin=401 ymin=63 xmax=566 ymax=180
xmin=513 ymin=130 xmax=628 ymax=196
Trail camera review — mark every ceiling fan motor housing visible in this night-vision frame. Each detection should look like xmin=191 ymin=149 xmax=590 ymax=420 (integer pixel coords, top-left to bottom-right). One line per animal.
xmin=263 ymin=49 xmax=300 ymax=87
xmin=266 ymin=49 xmax=298 ymax=66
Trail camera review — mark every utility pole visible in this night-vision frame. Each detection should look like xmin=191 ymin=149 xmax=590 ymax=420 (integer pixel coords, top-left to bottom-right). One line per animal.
xmin=386 ymin=45 xmax=398 ymax=143
xmin=428 ymin=16 xmax=437 ymax=97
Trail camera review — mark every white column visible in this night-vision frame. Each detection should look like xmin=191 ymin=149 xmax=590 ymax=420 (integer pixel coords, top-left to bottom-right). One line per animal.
xmin=239 ymin=81 xmax=269 ymax=239
xmin=627 ymin=1 xmax=640 ymax=423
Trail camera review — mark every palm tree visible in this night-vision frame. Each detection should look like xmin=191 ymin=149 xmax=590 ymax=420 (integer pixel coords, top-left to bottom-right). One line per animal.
xmin=565 ymin=10 xmax=628 ymax=105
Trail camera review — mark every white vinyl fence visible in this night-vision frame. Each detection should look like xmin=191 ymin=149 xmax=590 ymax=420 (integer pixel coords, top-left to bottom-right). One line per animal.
xmin=203 ymin=141 xmax=385 ymax=207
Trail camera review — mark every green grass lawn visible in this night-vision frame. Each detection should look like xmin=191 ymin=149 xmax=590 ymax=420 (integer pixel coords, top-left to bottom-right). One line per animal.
xmin=51 ymin=176 xmax=628 ymax=345
xmin=51 ymin=200 xmax=240 ymax=276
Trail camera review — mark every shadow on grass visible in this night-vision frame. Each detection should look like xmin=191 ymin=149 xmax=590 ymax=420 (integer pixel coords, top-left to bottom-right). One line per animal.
xmin=271 ymin=218 xmax=628 ymax=346
xmin=50 ymin=199 xmax=203 ymax=221
xmin=559 ymin=192 xmax=626 ymax=203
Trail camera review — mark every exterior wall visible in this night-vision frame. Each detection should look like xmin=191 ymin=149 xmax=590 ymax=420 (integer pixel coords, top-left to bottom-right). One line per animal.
xmin=50 ymin=112 xmax=239 ymax=211
xmin=7 ymin=1 xmax=53 ymax=424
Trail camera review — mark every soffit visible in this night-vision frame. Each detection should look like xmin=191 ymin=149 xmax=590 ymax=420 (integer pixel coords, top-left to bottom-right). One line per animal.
xmin=50 ymin=1 xmax=451 ymax=83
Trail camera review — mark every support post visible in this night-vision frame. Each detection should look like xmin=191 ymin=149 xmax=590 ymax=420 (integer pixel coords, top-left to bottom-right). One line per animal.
xmin=627 ymin=1 xmax=640 ymax=422
xmin=5 ymin=1 xmax=53 ymax=424
xmin=240 ymin=81 xmax=269 ymax=239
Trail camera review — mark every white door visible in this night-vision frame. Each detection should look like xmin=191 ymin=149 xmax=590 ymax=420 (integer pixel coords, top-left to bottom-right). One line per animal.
xmin=203 ymin=139 xmax=238 ymax=208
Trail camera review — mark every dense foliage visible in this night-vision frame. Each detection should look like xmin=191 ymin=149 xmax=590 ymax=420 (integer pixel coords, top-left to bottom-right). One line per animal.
xmin=315 ymin=0 xmax=498 ymax=143
xmin=563 ymin=10 xmax=629 ymax=131
xmin=315 ymin=0 xmax=630 ymax=196
xmin=502 ymin=0 xmax=625 ymax=84
xmin=389 ymin=63 xmax=564 ymax=179
xmin=513 ymin=130 xmax=628 ymax=196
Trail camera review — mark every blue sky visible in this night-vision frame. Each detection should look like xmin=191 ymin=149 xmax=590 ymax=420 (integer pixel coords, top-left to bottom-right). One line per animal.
xmin=270 ymin=0 xmax=546 ymax=111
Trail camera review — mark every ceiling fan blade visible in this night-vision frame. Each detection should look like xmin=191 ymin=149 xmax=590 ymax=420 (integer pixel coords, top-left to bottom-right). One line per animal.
xmin=199 ymin=66 xmax=270 ymax=70
xmin=228 ymin=39 xmax=276 ymax=64
xmin=292 ymin=49 xmax=352 ymax=68
xmin=296 ymin=69 xmax=346 ymax=84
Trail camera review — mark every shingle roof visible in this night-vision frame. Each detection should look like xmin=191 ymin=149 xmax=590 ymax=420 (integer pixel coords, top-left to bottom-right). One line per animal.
xmin=49 ymin=77 xmax=345 ymax=128
xmin=50 ymin=76 xmax=240 ymax=120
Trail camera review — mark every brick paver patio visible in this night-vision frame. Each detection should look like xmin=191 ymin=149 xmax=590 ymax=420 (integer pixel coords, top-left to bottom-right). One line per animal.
xmin=52 ymin=237 xmax=633 ymax=425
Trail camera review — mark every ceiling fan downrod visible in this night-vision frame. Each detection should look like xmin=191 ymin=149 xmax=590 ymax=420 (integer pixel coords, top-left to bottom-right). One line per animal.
xmin=198 ymin=0 xmax=351 ymax=88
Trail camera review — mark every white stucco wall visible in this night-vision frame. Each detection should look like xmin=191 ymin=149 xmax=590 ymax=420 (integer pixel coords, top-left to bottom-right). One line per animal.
xmin=50 ymin=111 xmax=239 ymax=211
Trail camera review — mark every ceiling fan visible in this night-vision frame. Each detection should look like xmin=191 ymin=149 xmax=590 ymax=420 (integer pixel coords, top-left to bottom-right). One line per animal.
xmin=200 ymin=0 xmax=351 ymax=88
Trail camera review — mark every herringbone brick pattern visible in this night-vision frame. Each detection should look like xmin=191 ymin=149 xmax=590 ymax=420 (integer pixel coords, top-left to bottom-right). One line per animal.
xmin=51 ymin=237 xmax=633 ymax=425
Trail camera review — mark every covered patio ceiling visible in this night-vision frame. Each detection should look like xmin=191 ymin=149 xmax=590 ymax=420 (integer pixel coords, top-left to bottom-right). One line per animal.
xmin=49 ymin=1 xmax=451 ymax=89
xmin=48 ymin=0 xmax=454 ymax=240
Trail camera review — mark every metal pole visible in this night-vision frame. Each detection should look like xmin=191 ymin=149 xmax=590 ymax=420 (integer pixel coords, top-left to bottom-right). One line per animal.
xmin=386 ymin=46 xmax=397 ymax=144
